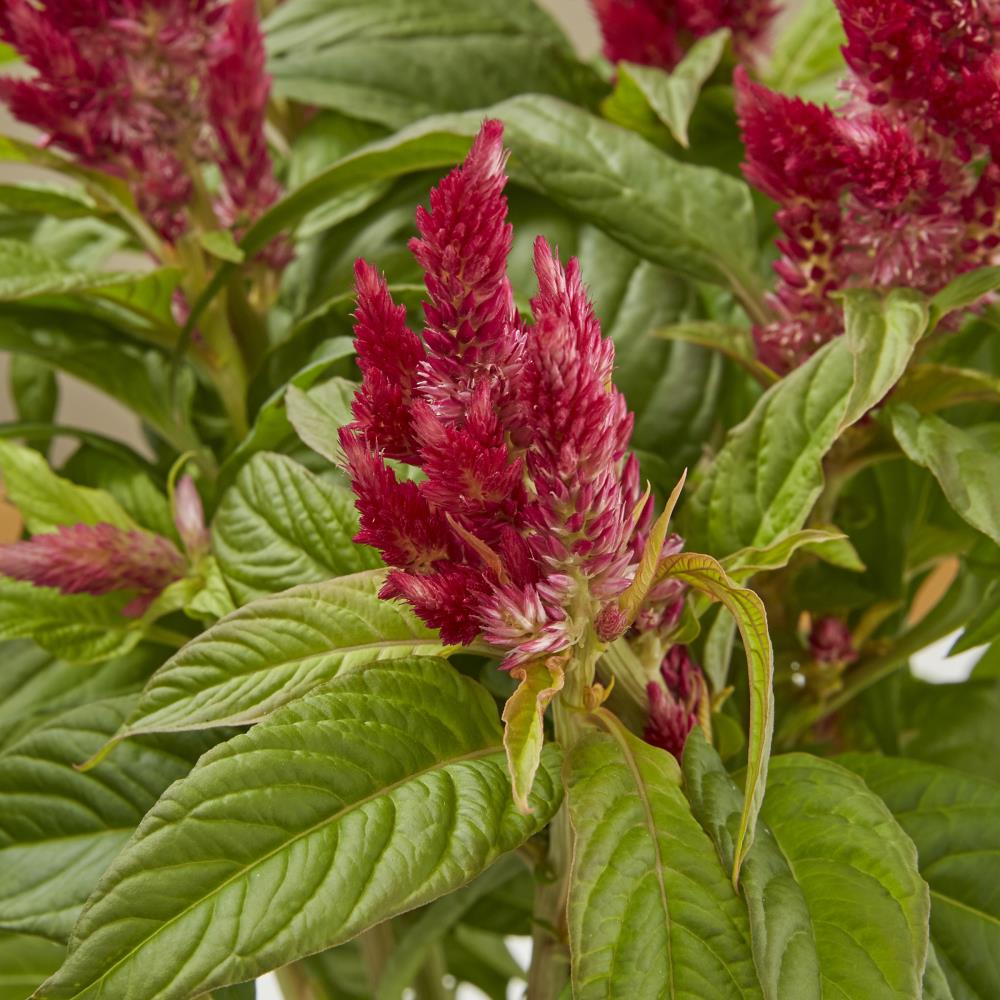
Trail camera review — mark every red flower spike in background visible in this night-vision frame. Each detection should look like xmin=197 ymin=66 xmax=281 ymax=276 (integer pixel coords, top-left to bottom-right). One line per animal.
xmin=0 ymin=522 xmax=186 ymax=617
xmin=737 ymin=1 xmax=1000 ymax=373
xmin=341 ymin=120 xmax=684 ymax=668
xmin=643 ymin=644 xmax=706 ymax=758
xmin=809 ymin=616 xmax=858 ymax=665
xmin=592 ymin=0 xmax=780 ymax=72
xmin=0 ymin=0 xmax=286 ymax=257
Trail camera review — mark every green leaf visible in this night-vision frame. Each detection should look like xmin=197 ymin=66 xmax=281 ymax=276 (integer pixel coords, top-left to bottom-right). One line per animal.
xmin=501 ymin=657 xmax=564 ymax=815
xmin=657 ymin=552 xmax=773 ymax=883
xmin=690 ymin=289 xmax=929 ymax=555
xmin=264 ymin=0 xmax=595 ymax=129
xmin=0 ymin=642 xmax=160 ymax=752
xmin=109 ymin=571 xmax=449 ymax=739
xmin=375 ymin=855 xmax=524 ymax=1000
xmin=0 ymin=182 xmax=99 ymax=220
xmin=213 ymin=452 xmax=381 ymax=604
xmin=684 ymin=737 xmax=930 ymax=1000
xmin=721 ymin=527 xmax=865 ymax=580
xmin=0 ymin=932 xmax=64 ymax=1000
xmin=0 ymin=696 xmax=214 ymax=942
xmin=653 ymin=319 xmax=778 ymax=384
xmin=566 ymin=723 xmax=759 ymax=999
xmin=0 ymin=581 xmax=146 ymax=665
xmin=922 ymin=945 xmax=956 ymax=1000
xmin=929 ymin=266 xmax=1000 ymax=324
xmin=951 ymin=585 xmax=1000 ymax=653
xmin=765 ymin=0 xmax=846 ymax=102
xmin=603 ymin=31 xmax=730 ymax=147
xmin=10 ymin=357 xmax=58 ymax=428
xmin=890 ymin=407 xmax=1000 ymax=546
xmin=37 ymin=660 xmax=562 ymax=1000
xmin=0 ymin=440 xmax=135 ymax=533
xmin=285 ymin=376 xmax=356 ymax=466
xmin=839 ymin=755 xmax=1000 ymax=1000
xmin=894 ymin=362 xmax=1000 ymax=413
xmin=197 ymin=230 xmax=245 ymax=264
xmin=0 ymin=308 xmax=195 ymax=452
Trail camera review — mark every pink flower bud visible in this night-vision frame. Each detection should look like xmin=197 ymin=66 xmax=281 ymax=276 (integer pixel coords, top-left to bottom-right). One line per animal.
xmin=173 ymin=475 xmax=210 ymax=559
xmin=809 ymin=616 xmax=858 ymax=665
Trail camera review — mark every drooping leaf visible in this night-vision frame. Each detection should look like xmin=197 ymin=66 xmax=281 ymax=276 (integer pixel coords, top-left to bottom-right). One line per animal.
xmin=264 ymin=0 xmax=596 ymax=129
xmin=0 ymin=581 xmax=146 ymax=665
xmin=0 ymin=696 xmax=215 ymax=942
xmin=890 ymin=407 xmax=1000 ymax=546
xmin=603 ymin=31 xmax=730 ymax=147
xmin=9 ymin=357 xmax=58 ymax=429
xmin=37 ymin=660 xmax=562 ymax=1000
xmin=0 ymin=440 xmax=135 ymax=534
xmin=285 ymin=376 xmax=356 ymax=466
xmin=894 ymin=363 xmax=1000 ymax=414
xmin=0 ymin=182 xmax=99 ymax=220
xmin=951 ymin=584 xmax=1000 ymax=653
xmin=566 ymin=722 xmax=760 ymax=999
xmin=213 ymin=452 xmax=380 ymax=604
xmin=689 ymin=289 xmax=929 ymax=555
xmin=721 ymin=527 xmax=865 ymax=580
xmin=108 ymin=571 xmax=449 ymax=739
xmin=839 ymin=754 xmax=1000 ymax=1000
xmin=653 ymin=319 xmax=777 ymax=384
xmin=684 ymin=735 xmax=930 ymax=1000
xmin=928 ymin=266 xmax=1000 ymax=325
xmin=657 ymin=552 xmax=773 ymax=883
xmin=501 ymin=656 xmax=565 ymax=814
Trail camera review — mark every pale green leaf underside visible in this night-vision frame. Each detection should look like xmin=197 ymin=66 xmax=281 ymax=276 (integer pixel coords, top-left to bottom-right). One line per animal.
xmin=112 ymin=570 xmax=449 ymax=739
xmin=212 ymin=452 xmax=380 ymax=604
xmin=37 ymin=660 xmax=562 ymax=1000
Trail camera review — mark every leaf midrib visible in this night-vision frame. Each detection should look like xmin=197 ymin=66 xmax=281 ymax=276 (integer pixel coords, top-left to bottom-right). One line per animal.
xmin=56 ymin=742 xmax=503 ymax=999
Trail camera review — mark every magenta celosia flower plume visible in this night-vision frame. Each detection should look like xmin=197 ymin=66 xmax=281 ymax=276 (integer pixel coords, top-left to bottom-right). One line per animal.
xmin=341 ymin=120 xmax=663 ymax=667
xmin=737 ymin=1 xmax=1000 ymax=372
xmin=592 ymin=0 xmax=779 ymax=71
xmin=0 ymin=523 xmax=185 ymax=616
xmin=0 ymin=0 xmax=286 ymax=255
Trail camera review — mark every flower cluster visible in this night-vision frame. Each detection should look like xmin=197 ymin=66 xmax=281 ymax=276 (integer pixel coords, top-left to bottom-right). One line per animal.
xmin=0 ymin=475 xmax=206 ymax=616
xmin=737 ymin=0 xmax=1000 ymax=373
xmin=0 ymin=0 xmax=287 ymax=259
xmin=643 ymin=644 xmax=706 ymax=758
xmin=808 ymin=615 xmax=857 ymax=665
xmin=592 ymin=0 xmax=779 ymax=71
xmin=341 ymin=120 xmax=671 ymax=668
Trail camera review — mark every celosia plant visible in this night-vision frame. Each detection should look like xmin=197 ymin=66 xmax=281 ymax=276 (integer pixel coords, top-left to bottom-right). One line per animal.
xmin=0 ymin=2 xmax=997 ymax=999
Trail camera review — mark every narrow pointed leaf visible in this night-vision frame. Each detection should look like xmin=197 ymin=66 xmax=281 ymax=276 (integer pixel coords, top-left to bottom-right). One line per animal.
xmin=721 ymin=527 xmax=864 ymax=580
xmin=658 ymin=552 xmax=773 ymax=883
xmin=36 ymin=660 xmax=562 ymax=1000
xmin=111 ymin=571 xmax=449 ymax=739
xmin=212 ymin=452 xmax=380 ymax=603
xmin=501 ymin=656 xmax=564 ymax=814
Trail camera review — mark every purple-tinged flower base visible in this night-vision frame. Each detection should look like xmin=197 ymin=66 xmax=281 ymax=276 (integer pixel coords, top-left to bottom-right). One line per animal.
xmin=341 ymin=121 xmax=680 ymax=667
xmin=809 ymin=616 xmax=858 ymax=665
xmin=0 ymin=522 xmax=186 ymax=617
xmin=643 ymin=644 xmax=705 ymax=758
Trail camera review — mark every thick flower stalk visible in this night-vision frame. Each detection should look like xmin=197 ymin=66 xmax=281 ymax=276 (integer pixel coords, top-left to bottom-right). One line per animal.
xmin=0 ymin=474 xmax=205 ymax=616
xmin=341 ymin=120 xmax=667 ymax=668
xmin=737 ymin=0 xmax=1000 ymax=372
xmin=643 ymin=644 xmax=706 ymax=758
xmin=592 ymin=0 xmax=779 ymax=71
xmin=0 ymin=0 xmax=287 ymax=258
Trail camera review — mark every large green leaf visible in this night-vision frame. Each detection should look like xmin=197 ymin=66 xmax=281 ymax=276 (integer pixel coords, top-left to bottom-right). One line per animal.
xmin=889 ymin=407 xmax=1000 ymax=546
xmin=683 ymin=736 xmax=930 ymax=1000
xmin=264 ymin=0 xmax=595 ymax=129
xmin=0 ymin=581 xmax=146 ymax=665
xmin=658 ymin=552 xmax=773 ymax=882
xmin=566 ymin=722 xmax=760 ymax=999
xmin=689 ymin=289 xmax=929 ymax=556
xmin=839 ymin=755 xmax=1000 ymax=1000
xmin=0 ymin=440 xmax=135 ymax=534
xmin=0 ymin=932 xmax=64 ymax=1000
xmin=212 ymin=452 xmax=380 ymax=604
xmin=9 ymin=357 xmax=58 ymax=430
xmin=107 ymin=571 xmax=449 ymax=739
xmin=0 ymin=697 xmax=214 ymax=942
xmin=37 ymin=660 xmax=562 ymax=1000
xmin=0 ymin=642 xmax=160 ymax=751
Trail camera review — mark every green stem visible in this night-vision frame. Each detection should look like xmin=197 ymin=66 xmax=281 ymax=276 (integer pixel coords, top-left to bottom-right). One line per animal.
xmin=413 ymin=943 xmax=452 ymax=1000
xmin=358 ymin=921 xmax=396 ymax=995
xmin=144 ymin=625 xmax=194 ymax=649
xmin=528 ymin=632 xmax=600 ymax=1000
